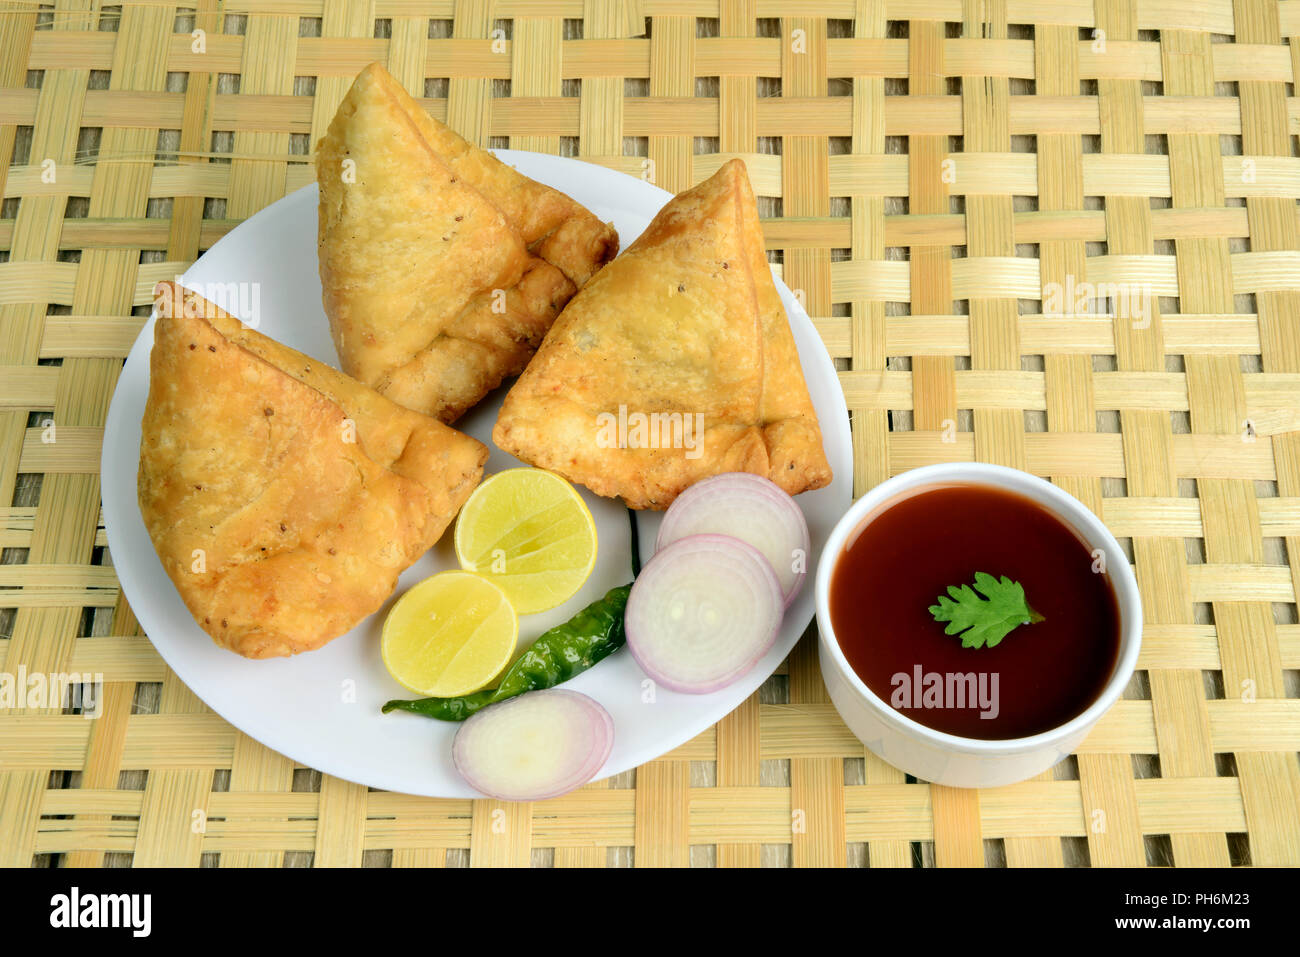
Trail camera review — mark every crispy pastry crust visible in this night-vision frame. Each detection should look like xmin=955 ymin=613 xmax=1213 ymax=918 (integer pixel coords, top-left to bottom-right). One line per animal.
xmin=316 ymin=62 xmax=617 ymax=423
xmin=492 ymin=159 xmax=833 ymax=509
xmin=139 ymin=282 xmax=487 ymax=658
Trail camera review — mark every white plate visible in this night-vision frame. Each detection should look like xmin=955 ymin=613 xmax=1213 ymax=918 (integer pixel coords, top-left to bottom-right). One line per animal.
xmin=101 ymin=151 xmax=853 ymax=798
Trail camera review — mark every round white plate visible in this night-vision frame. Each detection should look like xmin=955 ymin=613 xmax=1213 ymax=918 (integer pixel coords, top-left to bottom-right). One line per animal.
xmin=101 ymin=150 xmax=853 ymax=798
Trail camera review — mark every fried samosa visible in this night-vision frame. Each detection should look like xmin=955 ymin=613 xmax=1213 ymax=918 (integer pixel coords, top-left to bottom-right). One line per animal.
xmin=139 ymin=282 xmax=487 ymax=659
xmin=316 ymin=61 xmax=618 ymax=423
xmin=492 ymin=159 xmax=833 ymax=509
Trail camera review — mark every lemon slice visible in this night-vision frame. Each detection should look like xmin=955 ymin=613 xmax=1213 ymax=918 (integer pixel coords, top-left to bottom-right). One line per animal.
xmin=454 ymin=468 xmax=598 ymax=614
xmin=381 ymin=571 xmax=517 ymax=697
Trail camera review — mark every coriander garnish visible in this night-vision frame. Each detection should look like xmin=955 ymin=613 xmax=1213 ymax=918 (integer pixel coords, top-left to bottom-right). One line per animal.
xmin=928 ymin=572 xmax=1044 ymax=649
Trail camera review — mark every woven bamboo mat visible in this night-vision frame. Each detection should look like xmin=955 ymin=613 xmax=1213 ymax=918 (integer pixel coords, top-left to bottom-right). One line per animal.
xmin=1 ymin=0 xmax=1299 ymax=869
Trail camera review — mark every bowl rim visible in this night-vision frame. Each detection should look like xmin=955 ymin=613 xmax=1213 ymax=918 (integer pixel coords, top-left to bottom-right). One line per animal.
xmin=814 ymin=462 xmax=1144 ymax=756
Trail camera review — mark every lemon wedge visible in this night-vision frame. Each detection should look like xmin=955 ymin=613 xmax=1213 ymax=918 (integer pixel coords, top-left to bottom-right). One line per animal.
xmin=381 ymin=571 xmax=517 ymax=697
xmin=454 ymin=468 xmax=598 ymax=614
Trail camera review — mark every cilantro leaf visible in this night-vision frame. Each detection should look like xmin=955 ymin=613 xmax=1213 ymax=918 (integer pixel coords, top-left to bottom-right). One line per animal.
xmin=927 ymin=572 xmax=1045 ymax=649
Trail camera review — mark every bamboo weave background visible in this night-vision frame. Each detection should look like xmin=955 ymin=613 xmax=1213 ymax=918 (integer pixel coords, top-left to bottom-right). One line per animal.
xmin=2 ymin=0 xmax=1300 ymax=868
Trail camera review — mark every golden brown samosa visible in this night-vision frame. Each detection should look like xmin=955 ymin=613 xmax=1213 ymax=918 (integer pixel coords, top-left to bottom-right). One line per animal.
xmin=492 ymin=159 xmax=832 ymax=509
xmin=316 ymin=61 xmax=617 ymax=423
xmin=139 ymin=282 xmax=487 ymax=659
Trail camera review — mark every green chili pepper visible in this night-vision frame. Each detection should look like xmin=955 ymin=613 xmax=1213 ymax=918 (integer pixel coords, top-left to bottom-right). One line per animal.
xmin=381 ymin=583 xmax=632 ymax=722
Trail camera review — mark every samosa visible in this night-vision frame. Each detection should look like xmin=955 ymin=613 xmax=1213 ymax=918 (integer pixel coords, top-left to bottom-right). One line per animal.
xmin=493 ymin=159 xmax=832 ymax=509
xmin=316 ymin=61 xmax=617 ymax=423
xmin=138 ymin=282 xmax=487 ymax=658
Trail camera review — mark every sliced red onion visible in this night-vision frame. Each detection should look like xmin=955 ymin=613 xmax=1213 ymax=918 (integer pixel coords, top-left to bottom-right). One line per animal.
xmin=656 ymin=472 xmax=811 ymax=606
xmin=626 ymin=534 xmax=783 ymax=694
xmin=452 ymin=689 xmax=613 ymax=801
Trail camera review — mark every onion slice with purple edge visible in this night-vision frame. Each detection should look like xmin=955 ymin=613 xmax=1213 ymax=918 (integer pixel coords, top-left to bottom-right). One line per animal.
xmin=625 ymin=534 xmax=783 ymax=694
xmin=452 ymin=689 xmax=613 ymax=801
xmin=655 ymin=472 xmax=811 ymax=606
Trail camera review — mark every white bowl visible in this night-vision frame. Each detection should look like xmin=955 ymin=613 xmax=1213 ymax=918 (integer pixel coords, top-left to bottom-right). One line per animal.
xmin=814 ymin=463 xmax=1142 ymax=789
